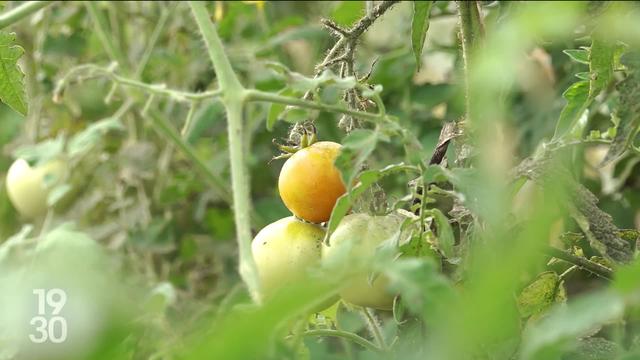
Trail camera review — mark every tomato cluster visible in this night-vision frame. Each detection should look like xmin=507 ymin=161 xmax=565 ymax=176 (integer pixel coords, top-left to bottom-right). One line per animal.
xmin=251 ymin=140 xmax=398 ymax=310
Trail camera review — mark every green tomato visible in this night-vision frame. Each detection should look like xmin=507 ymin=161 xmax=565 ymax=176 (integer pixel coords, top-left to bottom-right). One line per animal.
xmin=251 ymin=216 xmax=325 ymax=302
xmin=5 ymin=159 xmax=65 ymax=218
xmin=322 ymin=213 xmax=402 ymax=311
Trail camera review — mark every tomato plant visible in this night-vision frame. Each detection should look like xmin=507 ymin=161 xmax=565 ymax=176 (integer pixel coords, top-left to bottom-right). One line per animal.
xmin=1 ymin=1 xmax=640 ymax=360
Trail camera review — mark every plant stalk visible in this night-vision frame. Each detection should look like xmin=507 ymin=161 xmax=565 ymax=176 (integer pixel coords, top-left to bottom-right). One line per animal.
xmin=189 ymin=1 xmax=259 ymax=299
xmin=0 ymin=1 xmax=53 ymax=29
xmin=543 ymin=246 xmax=613 ymax=280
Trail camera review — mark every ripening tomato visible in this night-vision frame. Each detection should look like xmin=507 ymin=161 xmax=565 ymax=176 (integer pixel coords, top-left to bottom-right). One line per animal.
xmin=278 ymin=141 xmax=346 ymax=224
xmin=5 ymin=159 xmax=65 ymax=218
xmin=322 ymin=213 xmax=403 ymax=310
xmin=251 ymin=216 xmax=325 ymax=302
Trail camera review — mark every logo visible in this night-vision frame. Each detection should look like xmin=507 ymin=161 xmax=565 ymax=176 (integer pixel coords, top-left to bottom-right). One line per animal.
xmin=29 ymin=289 xmax=68 ymax=344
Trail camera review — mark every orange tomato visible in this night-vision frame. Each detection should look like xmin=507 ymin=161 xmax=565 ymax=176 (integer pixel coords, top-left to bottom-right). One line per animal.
xmin=278 ymin=141 xmax=346 ymax=223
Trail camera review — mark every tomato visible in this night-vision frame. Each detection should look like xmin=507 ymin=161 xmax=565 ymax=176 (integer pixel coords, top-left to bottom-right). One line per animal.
xmin=251 ymin=216 xmax=325 ymax=302
xmin=5 ymin=159 xmax=65 ymax=218
xmin=278 ymin=141 xmax=346 ymax=223
xmin=322 ymin=213 xmax=403 ymax=310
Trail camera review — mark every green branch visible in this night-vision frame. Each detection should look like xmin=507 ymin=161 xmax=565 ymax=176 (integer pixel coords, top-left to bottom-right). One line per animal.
xmin=302 ymin=329 xmax=383 ymax=353
xmin=0 ymin=1 xmax=54 ymax=29
xmin=244 ymin=89 xmax=384 ymax=122
xmin=457 ymin=0 xmax=483 ymax=123
xmin=189 ymin=2 xmax=259 ymax=299
xmin=189 ymin=1 xmax=243 ymax=94
xmin=55 ymin=64 xmax=222 ymax=103
xmin=542 ymin=246 xmax=613 ymax=280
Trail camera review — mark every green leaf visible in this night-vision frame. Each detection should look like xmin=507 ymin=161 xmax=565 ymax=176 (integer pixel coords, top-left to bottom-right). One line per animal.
xmin=267 ymin=88 xmax=297 ymax=131
xmin=563 ymin=49 xmax=589 ymax=64
xmin=330 ymin=1 xmax=364 ymax=27
xmin=613 ymin=258 xmax=640 ymax=294
xmin=382 ymin=258 xmax=457 ymax=320
xmin=588 ymin=37 xmax=615 ymax=98
xmin=325 ymin=163 xmax=419 ymax=242
xmin=14 ymin=137 xmax=64 ymax=165
xmin=334 ymin=129 xmax=379 ymax=191
xmin=603 ymin=51 xmax=640 ymax=165
xmin=517 ymin=272 xmax=564 ymax=318
xmin=0 ymin=32 xmax=28 ymax=115
xmin=281 ymin=107 xmax=314 ymax=124
xmin=427 ymin=208 xmax=454 ymax=259
xmin=411 ymin=1 xmax=434 ymax=72
xmin=553 ymin=81 xmax=589 ymax=139
xmin=554 ymin=38 xmax=619 ymax=140
xmin=520 ymin=290 xmax=625 ymax=360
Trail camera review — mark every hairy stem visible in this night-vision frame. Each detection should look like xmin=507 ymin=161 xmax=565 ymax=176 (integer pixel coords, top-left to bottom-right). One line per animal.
xmin=542 ymin=246 xmax=613 ymax=280
xmin=55 ymin=64 xmax=222 ymax=103
xmin=302 ymin=329 xmax=383 ymax=353
xmin=189 ymin=1 xmax=259 ymax=299
xmin=0 ymin=1 xmax=53 ymax=29
xmin=362 ymin=308 xmax=388 ymax=351
xmin=457 ymin=0 xmax=484 ymax=123
xmin=245 ymin=89 xmax=384 ymax=122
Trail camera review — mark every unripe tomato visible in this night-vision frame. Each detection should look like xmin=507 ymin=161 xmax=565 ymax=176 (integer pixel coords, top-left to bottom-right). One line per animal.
xmin=5 ymin=159 xmax=65 ymax=218
xmin=322 ymin=213 xmax=403 ymax=310
xmin=251 ymin=216 xmax=325 ymax=302
xmin=278 ymin=141 xmax=346 ymax=223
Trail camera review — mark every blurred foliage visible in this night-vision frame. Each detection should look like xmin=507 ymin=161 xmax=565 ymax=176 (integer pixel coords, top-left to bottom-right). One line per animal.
xmin=0 ymin=1 xmax=640 ymax=359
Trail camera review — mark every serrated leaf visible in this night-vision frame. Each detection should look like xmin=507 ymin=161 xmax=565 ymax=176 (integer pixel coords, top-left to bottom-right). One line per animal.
xmin=0 ymin=32 xmax=28 ymax=115
xmin=428 ymin=208 xmax=454 ymax=258
xmin=563 ymin=49 xmax=589 ymax=64
xmin=517 ymin=272 xmax=563 ymax=318
xmin=411 ymin=1 xmax=434 ymax=72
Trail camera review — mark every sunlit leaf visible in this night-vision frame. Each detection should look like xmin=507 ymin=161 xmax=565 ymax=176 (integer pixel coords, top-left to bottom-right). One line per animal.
xmin=0 ymin=32 xmax=27 ymax=115
xmin=563 ymin=49 xmax=589 ymax=64
xmin=517 ymin=272 xmax=564 ymax=318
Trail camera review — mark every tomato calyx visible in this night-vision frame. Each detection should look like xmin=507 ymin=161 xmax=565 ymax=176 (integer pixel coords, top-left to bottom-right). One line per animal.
xmin=271 ymin=122 xmax=318 ymax=162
